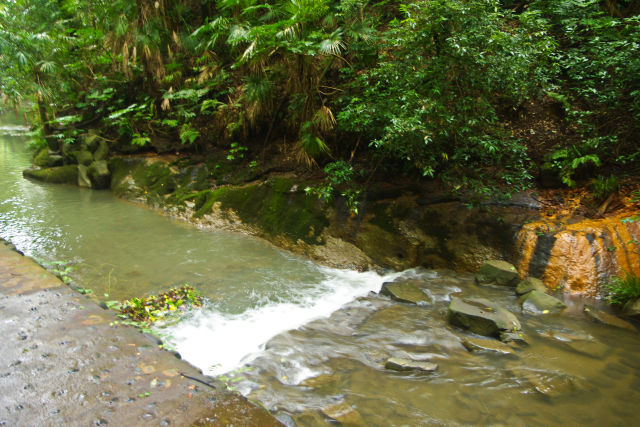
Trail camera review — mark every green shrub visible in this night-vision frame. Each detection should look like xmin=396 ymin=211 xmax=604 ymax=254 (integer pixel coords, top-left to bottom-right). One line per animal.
xmin=603 ymin=273 xmax=640 ymax=307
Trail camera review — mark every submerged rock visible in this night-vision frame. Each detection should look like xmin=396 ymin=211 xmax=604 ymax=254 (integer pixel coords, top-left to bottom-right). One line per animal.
xmin=475 ymin=260 xmax=519 ymax=287
xmin=462 ymin=337 xmax=516 ymax=355
xmin=511 ymin=367 xmax=590 ymax=399
xmin=583 ymin=306 xmax=637 ymax=332
xmin=518 ymin=290 xmax=566 ymax=314
xmin=542 ymin=331 xmax=610 ymax=359
xmin=515 ymin=277 xmax=547 ymax=296
xmin=379 ymin=280 xmax=431 ymax=305
xmin=23 ymin=165 xmax=78 ymax=184
xmin=447 ymin=297 xmax=521 ymax=338
xmin=384 ymin=357 xmax=438 ymax=373
xmin=321 ymin=403 xmax=365 ymax=426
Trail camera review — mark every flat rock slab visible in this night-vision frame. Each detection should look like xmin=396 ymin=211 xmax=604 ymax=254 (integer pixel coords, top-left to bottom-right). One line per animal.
xmin=519 ymin=290 xmax=566 ymax=314
xmin=475 ymin=260 xmax=519 ymax=287
xmin=0 ymin=244 xmax=280 ymax=426
xmin=584 ymin=306 xmax=637 ymax=332
xmin=462 ymin=337 xmax=516 ymax=356
xmin=447 ymin=297 xmax=521 ymax=338
xmin=379 ymin=280 xmax=431 ymax=305
xmin=384 ymin=357 xmax=438 ymax=373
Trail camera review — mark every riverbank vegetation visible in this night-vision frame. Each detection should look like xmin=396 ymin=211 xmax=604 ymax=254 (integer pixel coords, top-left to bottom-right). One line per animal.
xmin=1 ymin=0 xmax=638 ymax=204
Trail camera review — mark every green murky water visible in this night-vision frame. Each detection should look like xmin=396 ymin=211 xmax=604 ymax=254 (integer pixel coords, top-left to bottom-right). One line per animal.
xmin=1 ymin=113 xmax=639 ymax=426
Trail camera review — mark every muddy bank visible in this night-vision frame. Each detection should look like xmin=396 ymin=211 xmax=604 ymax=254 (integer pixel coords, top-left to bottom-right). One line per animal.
xmin=0 ymin=240 xmax=280 ymax=426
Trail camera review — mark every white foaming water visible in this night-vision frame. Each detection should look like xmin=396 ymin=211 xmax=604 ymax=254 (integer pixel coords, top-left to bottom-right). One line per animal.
xmin=159 ymin=267 xmax=403 ymax=376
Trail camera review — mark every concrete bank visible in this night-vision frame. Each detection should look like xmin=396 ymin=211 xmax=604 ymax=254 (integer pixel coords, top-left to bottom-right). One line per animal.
xmin=0 ymin=243 xmax=280 ymax=426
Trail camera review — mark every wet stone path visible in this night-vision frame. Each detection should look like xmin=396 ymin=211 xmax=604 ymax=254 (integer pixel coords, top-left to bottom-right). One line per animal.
xmin=0 ymin=242 xmax=280 ymax=426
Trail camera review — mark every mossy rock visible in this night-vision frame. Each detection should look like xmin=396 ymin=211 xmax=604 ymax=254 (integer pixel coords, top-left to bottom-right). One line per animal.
xmin=33 ymin=148 xmax=50 ymax=167
xmin=108 ymin=157 xmax=147 ymax=197
xmin=77 ymin=164 xmax=92 ymax=188
xmin=447 ymin=297 xmax=521 ymax=338
xmin=87 ymin=160 xmax=111 ymax=189
xmin=193 ymin=178 xmax=329 ymax=245
xmin=33 ymin=148 xmax=64 ymax=167
xmin=475 ymin=260 xmax=519 ymax=287
xmin=518 ymin=290 xmax=566 ymax=314
xmin=516 ymin=277 xmax=547 ymax=295
xmin=23 ymin=165 xmax=78 ymax=184
xmin=93 ymin=140 xmax=110 ymax=161
xmin=74 ymin=149 xmax=94 ymax=166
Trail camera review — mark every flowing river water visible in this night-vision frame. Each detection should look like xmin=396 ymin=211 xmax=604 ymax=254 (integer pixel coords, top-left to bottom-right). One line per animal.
xmin=1 ymin=113 xmax=639 ymax=425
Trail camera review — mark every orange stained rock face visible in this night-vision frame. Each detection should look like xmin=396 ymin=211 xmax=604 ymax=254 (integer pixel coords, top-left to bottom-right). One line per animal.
xmin=517 ymin=213 xmax=640 ymax=296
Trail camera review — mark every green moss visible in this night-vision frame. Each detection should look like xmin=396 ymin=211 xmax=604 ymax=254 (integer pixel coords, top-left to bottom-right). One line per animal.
xmin=192 ymin=178 xmax=328 ymax=244
xmin=193 ymin=188 xmax=230 ymax=218
xmin=22 ymin=165 xmax=78 ymax=184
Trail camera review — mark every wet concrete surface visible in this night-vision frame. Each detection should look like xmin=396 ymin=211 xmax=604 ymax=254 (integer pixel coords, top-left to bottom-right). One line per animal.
xmin=0 ymin=243 xmax=281 ymax=426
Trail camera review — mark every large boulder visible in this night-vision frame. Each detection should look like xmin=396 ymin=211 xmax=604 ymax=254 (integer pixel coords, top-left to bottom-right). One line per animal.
xmin=23 ymin=165 xmax=78 ymax=184
xmin=516 ymin=277 xmax=547 ymax=296
xmin=447 ymin=297 xmax=521 ymax=338
xmin=87 ymin=160 xmax=111 ymax=189
xmin=379 ymin=280 xmax=432 ymax=305
xmin=475 ymin=260 xmax=519 ymax=287
xmin=584 ymin=306 xmax=637 ymax=332
xmin=519 ymin=290 xmax=566 ymax=314
xmin=384 ymin=357 xmax=438 ymax=373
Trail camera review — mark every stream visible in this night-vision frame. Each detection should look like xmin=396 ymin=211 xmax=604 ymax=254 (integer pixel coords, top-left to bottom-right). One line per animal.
xmin=1 ymin=113 xmax=639 ymax=425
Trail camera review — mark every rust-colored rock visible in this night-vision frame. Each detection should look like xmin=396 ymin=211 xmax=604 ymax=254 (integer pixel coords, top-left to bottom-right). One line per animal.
xmin=516 ymin=214 xmax=640 ymax=296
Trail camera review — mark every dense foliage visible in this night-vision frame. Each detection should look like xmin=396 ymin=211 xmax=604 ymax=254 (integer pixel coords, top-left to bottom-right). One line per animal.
xmin=1 ymin=0 xmax=638 ymax=200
